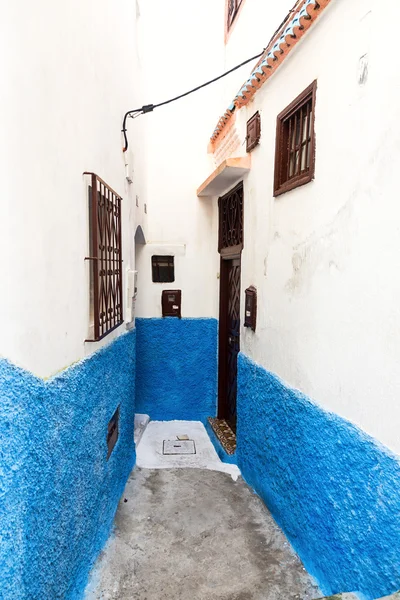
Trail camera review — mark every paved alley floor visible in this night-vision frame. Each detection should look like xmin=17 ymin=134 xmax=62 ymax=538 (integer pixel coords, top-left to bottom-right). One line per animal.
xmin=135 ymin=420 xmax=241 ymax=479
xmin=85 ymin=467 xmax=321 ymax=600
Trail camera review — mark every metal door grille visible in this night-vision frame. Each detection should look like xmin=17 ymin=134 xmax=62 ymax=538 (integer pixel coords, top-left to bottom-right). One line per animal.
xmin=85 ymin=172 xmax=123 ymax=341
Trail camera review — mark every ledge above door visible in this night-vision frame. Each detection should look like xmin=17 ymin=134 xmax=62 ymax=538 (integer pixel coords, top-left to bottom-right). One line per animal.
xmin=197 ymin=156 xmax=251 ymax=198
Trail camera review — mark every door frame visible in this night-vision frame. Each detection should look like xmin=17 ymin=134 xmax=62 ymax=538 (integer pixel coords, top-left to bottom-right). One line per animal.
xmin=217 ymin=181 xmax=244 ymax=423
xmin=217 ymin=250 xmax=242 ymax=421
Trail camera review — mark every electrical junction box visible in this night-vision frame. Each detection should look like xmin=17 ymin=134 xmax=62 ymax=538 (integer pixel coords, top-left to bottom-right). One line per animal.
xmin=244 ymin=286 xmax=257 ymax=331
xmin=162 ymin=290 xmax=182 ymax=318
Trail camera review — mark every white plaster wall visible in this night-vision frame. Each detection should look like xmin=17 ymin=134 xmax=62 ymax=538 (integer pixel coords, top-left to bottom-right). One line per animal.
xmin=134 ymin=0 xmax=227 ymax=319
xmin=226 ymin=0 xmax=400 ymax=454
xmin=219 ymin=0 xmax=297 ymax=111
xmin=0 ymin=0 xmax=144 ymax=377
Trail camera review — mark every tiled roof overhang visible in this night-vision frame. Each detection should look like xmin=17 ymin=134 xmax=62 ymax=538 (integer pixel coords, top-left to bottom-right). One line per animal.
xmin=210 ymin=0 xmax=331 ymax=146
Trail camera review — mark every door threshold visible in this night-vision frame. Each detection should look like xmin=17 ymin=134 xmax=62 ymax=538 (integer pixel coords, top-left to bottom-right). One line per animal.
xmin=208 ymin=418 xmax=236 ymax=455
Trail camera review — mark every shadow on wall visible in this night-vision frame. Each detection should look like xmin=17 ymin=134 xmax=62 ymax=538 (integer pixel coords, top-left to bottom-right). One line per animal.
xmin=237 ymin=354 xmax=400 ymax=600
xmin=135 ymin=318 xmax=218 ymax=421
xmin=0 ymin=331 xmax=136 ymax=600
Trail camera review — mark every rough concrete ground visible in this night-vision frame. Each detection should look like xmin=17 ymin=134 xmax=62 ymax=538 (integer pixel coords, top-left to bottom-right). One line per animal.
xmin=85 ymin=468 xmax=321 ymax=600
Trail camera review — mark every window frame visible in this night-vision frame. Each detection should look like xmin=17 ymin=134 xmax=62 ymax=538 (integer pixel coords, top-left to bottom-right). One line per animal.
xmin=85 ymin=172 xmax=123 ymax=342
xmin=226 ymin=0 xmax=244 ymax=33
xmin=151 ymin=255 xmax=175 ymax=283
xmin=274 ymin=81 xmax=317 ymax=197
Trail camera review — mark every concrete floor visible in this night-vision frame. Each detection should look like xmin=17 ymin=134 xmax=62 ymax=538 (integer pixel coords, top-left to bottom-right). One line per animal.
xmin=85 ymin=468 xmax=321 ymax=600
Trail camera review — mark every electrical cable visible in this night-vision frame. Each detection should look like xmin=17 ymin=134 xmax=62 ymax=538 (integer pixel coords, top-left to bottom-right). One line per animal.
xmin=122 ymin=49 xmax=266 ymax=152
xmin=121 ymin=3 xmax=301 ymax=152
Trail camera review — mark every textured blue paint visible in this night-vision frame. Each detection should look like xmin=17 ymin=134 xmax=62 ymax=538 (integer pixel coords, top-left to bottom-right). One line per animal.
xmin=0 ymin=331 xmax=136 ymax=600
xmin=135 ymin=318 xmax=218 ymax=421
xmin=205 ymin=419 xmax=237 ymax=465
xmin=237 ymin=353 xmax=400 ymax=600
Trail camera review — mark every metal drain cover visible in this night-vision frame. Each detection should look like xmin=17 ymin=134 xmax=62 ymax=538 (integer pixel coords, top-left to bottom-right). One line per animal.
xmin=163 ymin=440 xmax=196 ymax=455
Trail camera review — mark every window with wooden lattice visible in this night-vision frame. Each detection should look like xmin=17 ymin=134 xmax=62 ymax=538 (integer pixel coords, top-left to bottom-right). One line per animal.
xmin=86 ymin=173 xmax=123 ymax=341
xmin=227 ymin=0 xmax=243 ymax=31
xmin=274 ymin=81 xmax=317 ymax=197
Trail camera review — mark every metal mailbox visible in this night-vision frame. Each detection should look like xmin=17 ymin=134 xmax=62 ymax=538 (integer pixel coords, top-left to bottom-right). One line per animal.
xmin=162 ymin=290 xmax=182 ymax=318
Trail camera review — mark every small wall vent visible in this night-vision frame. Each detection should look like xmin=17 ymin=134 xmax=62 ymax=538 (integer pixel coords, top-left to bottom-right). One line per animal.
xmin=107 ymin=405 xmax=120 ymax=460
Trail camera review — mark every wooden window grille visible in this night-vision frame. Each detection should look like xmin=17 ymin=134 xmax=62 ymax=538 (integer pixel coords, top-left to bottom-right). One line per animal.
xmin=274 ymin=81 xmax=317 ymax=197
xmin=86 ymin=172 xmax=123 ymax=341
xmin=246 ymin=112 xmax=261 ymax=153
xmin=218 ymin=182 xmax=244 ymax=254
xmin=227 ymin=0 xmax=243 ymax=31
xmin=152 ymin=256 xmax=175 ymax=283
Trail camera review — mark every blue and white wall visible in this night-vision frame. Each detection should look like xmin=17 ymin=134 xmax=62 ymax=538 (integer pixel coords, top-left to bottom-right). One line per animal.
xmin=209 ymin=0 xmax=400 ymax=598
xmin=0 ymin=1 xmax=143 ymax=598
xmin=133 ymin=0 xmax=229 ymax=424
xmin=237 ymin=355 xmax=400 ymax=600
xmin=0 ymin=0 xmax=144 ymax=378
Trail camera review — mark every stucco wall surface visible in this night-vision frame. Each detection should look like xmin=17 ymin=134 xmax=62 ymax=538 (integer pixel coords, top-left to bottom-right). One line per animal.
xmin=237 ymin=354 xmax=400 ymax=600
xmin=0 ymin=331 xmax=136 ymax=600
xmin=135 ymin=318 xmax=218 ymax=421
xmin=0 ymin=0 xmax=143 ymax=378
xmin=134 ymin=0 xmax=227 ymax=321
xmin=206 ymin=0 xmax=400 ymax=456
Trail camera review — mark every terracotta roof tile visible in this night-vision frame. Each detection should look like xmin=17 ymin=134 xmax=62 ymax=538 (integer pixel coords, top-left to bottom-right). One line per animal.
xmin=210 ymin=0 xmax=331 ymax=145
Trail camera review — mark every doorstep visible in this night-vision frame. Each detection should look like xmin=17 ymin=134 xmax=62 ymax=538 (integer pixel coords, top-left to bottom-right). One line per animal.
xmin=208 ymin=417 xmax=236 ymax=455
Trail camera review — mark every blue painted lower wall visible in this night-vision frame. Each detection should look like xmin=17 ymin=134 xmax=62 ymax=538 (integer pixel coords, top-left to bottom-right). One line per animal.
xmin=135 ymin=318 xmax=218 ymax=421
xmin=237 ymin=353 xmax=400 ymax=600
xmin=0 ymin=331 xmax=136 ymax=600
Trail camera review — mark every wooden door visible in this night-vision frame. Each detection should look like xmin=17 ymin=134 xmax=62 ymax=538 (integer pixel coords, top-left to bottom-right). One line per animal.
xmin=218 ymin=257 xmax=241 ymax=431
xmin=217 ymin=182 xmax=243 ymax=433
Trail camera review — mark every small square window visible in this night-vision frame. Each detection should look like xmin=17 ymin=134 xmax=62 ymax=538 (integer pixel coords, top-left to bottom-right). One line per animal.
xmin=152 ymin=256 xmax=175 ymax=283
xmin=274 ymin=81 xmax=317 ymax=197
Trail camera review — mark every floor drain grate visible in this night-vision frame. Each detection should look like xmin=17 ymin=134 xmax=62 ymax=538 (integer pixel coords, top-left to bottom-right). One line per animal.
xmin=163 ymin=440 xmax=196 ymax=455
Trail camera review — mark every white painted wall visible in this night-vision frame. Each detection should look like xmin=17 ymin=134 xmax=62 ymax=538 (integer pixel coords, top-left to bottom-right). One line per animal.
xmin=134 ymin=0 xmax=228 ymax=319
xmin=0 ymin=0 xmax=144 ymax=378
xmin=222 ymin=0 xmax=296 ymax=102
xmin=212 ymin=0 xmax=400 ymax=454
xmin=134 ymin=0 xmax=303 ymax=320
xmin=3 ymin=0 xmax=398 ymax=456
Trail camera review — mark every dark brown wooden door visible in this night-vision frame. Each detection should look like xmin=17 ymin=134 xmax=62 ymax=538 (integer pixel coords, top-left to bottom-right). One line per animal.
xmin=225 ymin=258 xmax=241 ymax=430
xmin=218 ymin=182 xmax=243 ymax=432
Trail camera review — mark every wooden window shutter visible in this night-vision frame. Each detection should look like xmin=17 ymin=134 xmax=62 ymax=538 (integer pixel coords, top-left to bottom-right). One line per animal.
xmin=246 ymin=112 xmax=261 ymax=152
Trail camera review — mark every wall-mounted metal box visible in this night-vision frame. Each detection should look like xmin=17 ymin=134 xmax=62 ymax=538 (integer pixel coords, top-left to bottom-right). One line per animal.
xmin=244 ymin=286 xmax=257 ymax=331
xmin=162 ymin=290 xmax=182 ymax=318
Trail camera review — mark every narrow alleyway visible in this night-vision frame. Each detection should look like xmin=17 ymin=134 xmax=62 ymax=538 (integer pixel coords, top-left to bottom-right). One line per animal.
xmin=85 ymin=423 xmax=321 ymax=600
